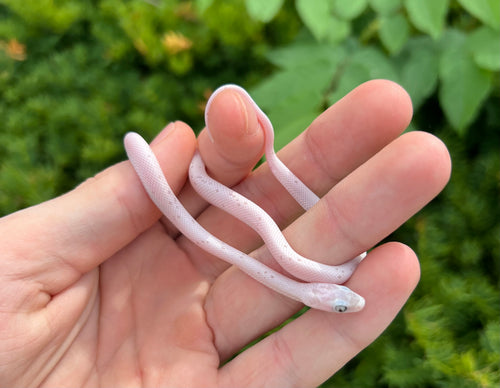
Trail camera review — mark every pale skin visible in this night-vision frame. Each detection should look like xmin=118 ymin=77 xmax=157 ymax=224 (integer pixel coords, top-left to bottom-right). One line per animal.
xmin=0 ymin=80 xmax=451 ymax=387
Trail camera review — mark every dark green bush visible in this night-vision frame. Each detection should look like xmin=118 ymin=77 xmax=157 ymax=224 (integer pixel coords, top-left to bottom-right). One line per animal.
xmin=0 ymin=0 xmax=498 ymax=386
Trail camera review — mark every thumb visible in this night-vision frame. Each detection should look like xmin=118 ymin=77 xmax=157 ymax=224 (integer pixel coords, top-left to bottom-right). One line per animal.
xmin=0 ymin=122 xmax=196 ymax=295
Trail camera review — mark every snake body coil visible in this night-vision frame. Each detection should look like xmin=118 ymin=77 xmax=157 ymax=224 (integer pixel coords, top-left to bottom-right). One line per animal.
xmin=124 ymin=85 xmax=365 ymax=313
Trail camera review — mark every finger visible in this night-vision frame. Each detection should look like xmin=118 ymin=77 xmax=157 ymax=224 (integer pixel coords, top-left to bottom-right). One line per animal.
xmin=159 ymin=87 xmax=265 ymax=237
xmin=200 ymin=86 xmax=265 ymax=184
xmin=0 ymin=122 xmax=196 ymax=294
xmin=218 ymin=242 xmax=420 ymax=387
xmin=205 ymin=131 xmax=451 ymax=360
xmin=181 ymin=80 xmax=413 ymax=278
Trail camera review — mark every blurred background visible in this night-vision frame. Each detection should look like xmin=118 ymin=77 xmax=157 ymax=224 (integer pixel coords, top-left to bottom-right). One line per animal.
xmin=0 ymin=0 xmax=498 ymax=386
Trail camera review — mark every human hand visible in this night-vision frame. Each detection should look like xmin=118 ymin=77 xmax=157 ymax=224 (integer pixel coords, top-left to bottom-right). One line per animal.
xmin=0 ymin=80 xmax=451 ymax=387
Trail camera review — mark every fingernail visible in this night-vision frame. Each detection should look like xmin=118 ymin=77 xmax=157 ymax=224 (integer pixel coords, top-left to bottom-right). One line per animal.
xmin=205 ymin=90 xmax=217 ymax=144
xmin=151 ymin=122 xmax=176 ymax=145
xmin=232 ymin=91 xmax=248 ymax=136
xmin=205 ymin=124 xmax=215 ymax=144
xmin=233 ymin=89 xmax=261 ymax=138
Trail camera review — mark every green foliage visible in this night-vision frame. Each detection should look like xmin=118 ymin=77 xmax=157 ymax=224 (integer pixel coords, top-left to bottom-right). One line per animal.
xmin=323 ymin=104 xmax=500 ymax=388
xmin=378 ymin=13 xmax=410 ymax=54
xmin=0 ymin=0 xmax=87 ymax=33
xmin=0 ymin=1 xmax=499 ymax=387
xmin=438 ymin=30 xmax=493 ymax=134
xmin=405 ymin=0 xmax=449 ymax=39
xmin=245 ymin=0 xmax=284 ymax=23
xmin=248 ymin=0 xmax=500 ymax=145
xmin=0 ymin=0 xmax=282 ymax=213
xmin=457 ymin=0 xmax=500 ymax=30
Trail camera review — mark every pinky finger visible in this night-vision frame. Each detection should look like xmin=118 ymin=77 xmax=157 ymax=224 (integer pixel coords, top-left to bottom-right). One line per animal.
xmin=217 ymin=242 xmax=420 ymax=388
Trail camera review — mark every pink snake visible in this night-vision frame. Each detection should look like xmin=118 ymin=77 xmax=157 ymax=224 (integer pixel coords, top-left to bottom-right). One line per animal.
xmin=124 ymin=85 xmax=365 ymax=313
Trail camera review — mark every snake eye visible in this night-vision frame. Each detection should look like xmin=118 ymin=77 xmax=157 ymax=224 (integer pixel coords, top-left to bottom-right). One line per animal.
xmin=333 ymin=300 xmax=348 ymax=312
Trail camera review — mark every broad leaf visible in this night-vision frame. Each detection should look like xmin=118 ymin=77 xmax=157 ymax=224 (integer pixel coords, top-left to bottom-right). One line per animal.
xmin=398 ymin=37 xmax=439 ymax=109
xmin=328 ymin=62 xmax=371 ymax=104
xmin=266 ymin=42 xmax=345 ymax=69
xmin=194 ymin=0 xmax=214 ymax=13
xmin=352 ymin=46 xmax=399 ymax=80
xmin=405 ymin=0 xmax=449 ymax=39
xmin=251 ymin=61 xmax=337 ymax=148
xmin=329 ymin=45 xmax=398 ymax=104
xmin=295 ymin=0 xmax=331 ymax=40
xmin=267 ymin=107 xmax=319 ymax=150
xmin=331 ymin=0 xmax=368 ymax=20
xmin=369 ymin=0 xmax=402 ymax=15
xmin=457 ymin=0 xmax=500 ymax=30
xmin=467 ymin=27 xmax=500 ymax=70
xmin=379 ymin=13 xmax=410 ymax=54
xmin=325 ymin=15 xmax=351 ymax=43
xmin=245 ymin=0 xmax=284 ymax=23
xmin=439 ymin=31 xmax=493 ymax=133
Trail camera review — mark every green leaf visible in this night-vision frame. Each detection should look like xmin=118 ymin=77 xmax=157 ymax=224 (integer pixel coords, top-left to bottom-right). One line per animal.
xmin=331 ymin=0 xmax=368 ymax=20
xmin=194 ymin=0 xmax=214 ymax=13
xmin=405 ymin=0 xmax=449 ymax=39
xmin=439 ymin=31 xmax=493 ymax=133
xmin=251 ymin=60 xmax=337 ymax=149
xmin=398 ymin=37 xmax=439 ymax=109
xmin=328 ymin=62 xmax=371 ymax=104
xmin=266 ymin=42 xmax=345 ymax=69
xmin=352 ymin=46 xmax=399 ymax=79
xmin=325 ymin=15 xmax=351 ymax=43
xmin=379 ymin=13 xmax=410 ymax=54
xmin=369 ymin=0 xmax=402 ymax=15
xmin=267 ymin=107 xmax=319 ymax=150
xmin=295 ymin=0 xmax=332 ymax=40
xmin=467 ymin=26 xmax=500 ymax=70
xmin=245 ymin=0 xmax=284 ymax=23
xmin=457 ymin=0 xmax=500 ymax=30
xmin=329 ymin=45 xmax=398 ymax=103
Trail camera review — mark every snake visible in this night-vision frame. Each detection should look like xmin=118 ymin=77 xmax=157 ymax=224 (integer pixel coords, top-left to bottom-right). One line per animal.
xmin=124 ymin=84 xmax=365 ymax=313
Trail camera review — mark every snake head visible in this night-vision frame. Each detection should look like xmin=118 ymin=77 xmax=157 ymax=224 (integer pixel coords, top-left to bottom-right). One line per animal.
xmin=304 ymin=284 xmax=365 ymax=313
xmin=330 ymin=285 xmax=365 ymax=313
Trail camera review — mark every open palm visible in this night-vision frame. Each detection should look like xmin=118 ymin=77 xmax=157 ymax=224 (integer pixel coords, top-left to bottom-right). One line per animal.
xmin=0 ymin=81 xmax=451 ymax=387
